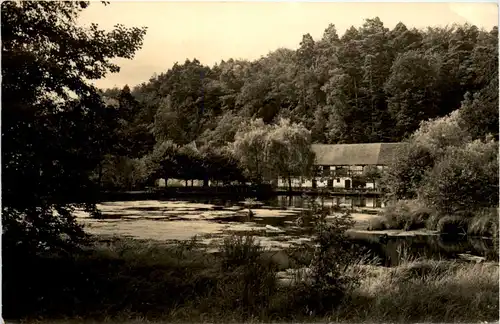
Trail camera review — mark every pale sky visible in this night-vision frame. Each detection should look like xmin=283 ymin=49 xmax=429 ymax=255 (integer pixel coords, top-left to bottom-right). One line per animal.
xmin=78 ymin=1 xmax=499 ymax=89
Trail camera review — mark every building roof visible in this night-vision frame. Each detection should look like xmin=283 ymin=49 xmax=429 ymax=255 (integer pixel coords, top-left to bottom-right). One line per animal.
xmin=311 ymin=143 xmax=407 ymax=166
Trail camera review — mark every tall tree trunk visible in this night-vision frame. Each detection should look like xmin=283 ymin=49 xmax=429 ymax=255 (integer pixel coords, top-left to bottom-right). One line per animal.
xmin=288 ymin=175 xmax=292 ymax=194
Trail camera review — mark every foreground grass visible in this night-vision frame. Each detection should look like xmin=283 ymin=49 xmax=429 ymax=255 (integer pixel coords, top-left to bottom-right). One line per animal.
xmin=6 ymin=236 xmax=499 ymax=323
xmin=341 ymin=259 xmax=499 ymax=322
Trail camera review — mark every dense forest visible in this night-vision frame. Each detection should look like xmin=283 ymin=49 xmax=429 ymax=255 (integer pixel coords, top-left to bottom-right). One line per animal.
xmin=97 ymin=18 xmax=498 ymax=190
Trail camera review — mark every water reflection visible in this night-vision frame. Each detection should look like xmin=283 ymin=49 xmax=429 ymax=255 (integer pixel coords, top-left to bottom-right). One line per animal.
xmin=349 ymin=231 xmax=497 ymax=266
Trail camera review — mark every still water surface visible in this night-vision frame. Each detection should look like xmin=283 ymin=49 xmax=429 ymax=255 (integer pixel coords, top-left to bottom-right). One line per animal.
xmin=76 ymin=196 xmax=497 ymax=266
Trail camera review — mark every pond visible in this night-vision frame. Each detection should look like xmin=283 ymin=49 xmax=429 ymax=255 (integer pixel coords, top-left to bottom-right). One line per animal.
xmin=76 ymin=196 xmax=497 ymax=266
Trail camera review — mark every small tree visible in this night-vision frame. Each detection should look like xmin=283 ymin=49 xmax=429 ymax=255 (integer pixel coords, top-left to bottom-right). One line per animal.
xmin=231 ymin=119 xmax=271 ymax=184
xmin=419 ymin=138 xmax=499 ymax=215
xmin=287 ymin=196 xmax=360 ymax=316
xmin=177 ymin=144 xmax=204 ymax=186
xmin=382 ymin=110 xmax=473 ymax=201
xmin=200 ymin=147 xmax=246 ymax=186
xmin=2 ymin=1 xmax=147 ymax=256
xmin=142 ymin=140 xmax=180 ymax=186
xmin=411 ymin=109 xmax=471 ymax=158
xmin=381 ymin=141 xmax=435 ymax=201
xmin=265 ymin=118 xmax=315 ymax=193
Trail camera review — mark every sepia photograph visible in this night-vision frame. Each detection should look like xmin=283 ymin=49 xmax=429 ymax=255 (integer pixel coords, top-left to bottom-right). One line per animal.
xmin=2 ymin=1 xmax=499 ymax=323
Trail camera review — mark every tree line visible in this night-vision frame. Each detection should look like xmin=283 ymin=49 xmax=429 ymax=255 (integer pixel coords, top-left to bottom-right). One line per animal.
xmin=98 ymin=18 xmax=498 ymax=190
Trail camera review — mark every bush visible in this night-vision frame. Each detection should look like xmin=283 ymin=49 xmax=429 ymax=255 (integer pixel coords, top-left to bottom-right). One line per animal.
xmin=2 ymin=206 xmax=89 ymax=259
xmin=285 ymin=197 xmax=360 ymax=316
xmin=200 ymin=235 xmax=278 ymax=318
xmin=218 ymin=235 xmax=263 ymax=269
xmin=368 ymin=217 xmax=387 ymax=230
xmin=419 ymin=139 xmax=498 ymax=215
xmin=381 ymin=142 xmax=435 ymax=201
xmin=380 ymin=200 xmax=432 ymax=230
xmin=435 ymin=215 xmax=468 ymax=235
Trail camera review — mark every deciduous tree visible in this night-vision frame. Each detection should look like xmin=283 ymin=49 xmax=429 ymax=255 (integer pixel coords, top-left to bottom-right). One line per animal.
xmin=2 ymin=0 xmax=147 ymax=254
xmin=265 ymin=119 xmax=315 ymax=192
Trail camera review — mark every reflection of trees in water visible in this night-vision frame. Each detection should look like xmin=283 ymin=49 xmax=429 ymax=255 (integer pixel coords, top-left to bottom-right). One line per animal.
xmin=469 ymin=237 xmax=493 ymax=252
xmin=431 ymin=235 xmax=495 ymax=258
xmin=428 ymin=235 xmax=470 ymax=254
xmin=468 ymin=237 xmax=498 ymax=261
xmin=350 ymin=234 xmax=497 ymax=267
xmin=275 ymin=195 xmax=340 ymax=210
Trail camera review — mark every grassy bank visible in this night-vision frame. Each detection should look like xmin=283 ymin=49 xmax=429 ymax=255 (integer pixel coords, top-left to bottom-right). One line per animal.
xmin=371 ymin=200 xmax=499 ymax=238
xmin=5 ymin=235 xmax=499 ymax=323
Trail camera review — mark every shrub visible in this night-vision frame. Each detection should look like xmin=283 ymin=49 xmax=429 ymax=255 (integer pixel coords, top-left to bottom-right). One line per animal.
xmin=201 ymin=235 xmax=279 ymax=318
xmin=380 ymin=200 xmax=432 ymax=230
xmin=2 ymin=206 xmax=89 ymax=259
xmin=218 ymin=235 xmax=263 ymax=270
xmin=381 ymin=142 xmax=435 ymax=201
xmin=435 ymin=216 xmax=468 ymax=235
xmin=419 ymin=139 xmax=498 ymax=215
xmin=411 ymin=109 xmax=472 ymax=157
xmin=285 ymin=197 xmax=360 ymax=316
xmin=368 ymin=217 xmax=387 ymax=230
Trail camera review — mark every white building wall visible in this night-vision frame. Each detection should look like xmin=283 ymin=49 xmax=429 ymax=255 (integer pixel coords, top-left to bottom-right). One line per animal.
xmin=157 ymin=178 xmax=166 ymax=187
xmin=277 ymin=163 xmax=385 ymax=190
xmin=165 ymin=178 xmax=185 ymax=186
xmin=366 ymin=197 xmax=376 ymax=208
xmin=316 ymin=179 xmax=328 ymax=188
xmin=302 ymin=179 xmax=313 ymax=188
xmin=332 ymin=177 xmax=350 ymax=188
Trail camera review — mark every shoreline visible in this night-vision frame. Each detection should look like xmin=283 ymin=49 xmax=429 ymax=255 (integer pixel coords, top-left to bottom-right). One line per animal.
xmin=97 ymin=187 xmax=384 ymax=203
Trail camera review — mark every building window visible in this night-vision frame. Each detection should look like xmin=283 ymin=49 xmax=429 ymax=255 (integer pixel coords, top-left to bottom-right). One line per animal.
xmin=327 ymin=179 xmax=334 ymax=188
xmin=336 ymin=178 xmax=340 ymax=183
